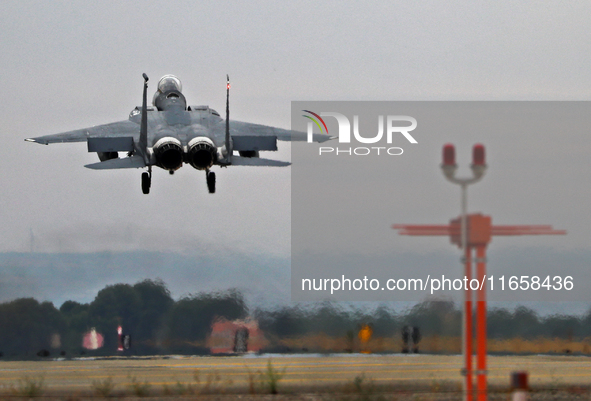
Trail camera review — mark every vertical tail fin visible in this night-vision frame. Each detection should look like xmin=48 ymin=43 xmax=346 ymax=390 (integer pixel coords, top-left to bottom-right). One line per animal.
xmin=225 ymin=74 xmax=232 ymax=162
xmin=139 ymin=73 xmax=149 ymax=162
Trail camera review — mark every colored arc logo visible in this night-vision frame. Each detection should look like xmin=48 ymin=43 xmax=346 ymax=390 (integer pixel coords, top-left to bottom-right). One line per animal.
xmin=302 ymin=110 xmax=329 ymax=135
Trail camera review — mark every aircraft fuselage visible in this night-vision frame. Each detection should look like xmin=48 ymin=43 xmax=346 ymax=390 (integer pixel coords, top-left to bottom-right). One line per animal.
xmin=126 ymin=75 xmax=227 ymax=172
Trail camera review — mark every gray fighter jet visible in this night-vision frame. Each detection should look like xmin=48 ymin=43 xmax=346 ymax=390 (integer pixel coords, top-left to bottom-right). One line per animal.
xmin=25 ymin=74 xmax=329 ymax=194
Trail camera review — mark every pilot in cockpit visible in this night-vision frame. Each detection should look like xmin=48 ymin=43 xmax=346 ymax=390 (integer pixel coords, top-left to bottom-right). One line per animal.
xmin=153 ymin=75 xmax=186 ymax=111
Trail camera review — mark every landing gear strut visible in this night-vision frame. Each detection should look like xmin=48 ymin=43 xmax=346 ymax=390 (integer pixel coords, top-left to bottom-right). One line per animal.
xmin=206 ymin=170 xmax=216 ymax=194
xmin=142 ymin=168 xmax=152 ymax=194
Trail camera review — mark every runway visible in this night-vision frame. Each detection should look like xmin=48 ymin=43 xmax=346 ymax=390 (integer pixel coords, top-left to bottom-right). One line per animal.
xmin=0 ymin=354 xmax=590 ymax=395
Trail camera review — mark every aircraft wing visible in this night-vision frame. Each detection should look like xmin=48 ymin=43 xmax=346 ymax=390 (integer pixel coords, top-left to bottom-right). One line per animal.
xmin=25 ymin=120 xmax=140 ymax=145
xmin=228 ymin=121 xmax=332 ymax=143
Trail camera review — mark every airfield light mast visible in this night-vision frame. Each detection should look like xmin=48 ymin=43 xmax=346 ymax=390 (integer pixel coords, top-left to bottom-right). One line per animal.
xmin=393 ymin=144 xmax=565 ymax=401
xmin=441 ymin=143 xmax=486 ymax=401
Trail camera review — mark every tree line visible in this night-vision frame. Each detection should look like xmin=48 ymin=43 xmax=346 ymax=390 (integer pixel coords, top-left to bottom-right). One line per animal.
xmin=0 ymin=279 xmax=589 ymax=358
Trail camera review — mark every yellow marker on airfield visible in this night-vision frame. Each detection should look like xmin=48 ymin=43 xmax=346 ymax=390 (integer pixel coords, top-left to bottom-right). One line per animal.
xmin=358 ymin=324 xmax=373 ymax=354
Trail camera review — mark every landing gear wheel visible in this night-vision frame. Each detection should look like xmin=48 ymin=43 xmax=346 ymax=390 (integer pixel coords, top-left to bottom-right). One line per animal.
xmin=141 ymin=172 xmax=151 ymax=194
xmin=206 ymin=171 xmax=216 ymax=194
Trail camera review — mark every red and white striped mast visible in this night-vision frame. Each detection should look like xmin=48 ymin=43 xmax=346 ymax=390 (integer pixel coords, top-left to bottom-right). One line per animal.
xmin=441 ymin=143 xmax=486 ymax=401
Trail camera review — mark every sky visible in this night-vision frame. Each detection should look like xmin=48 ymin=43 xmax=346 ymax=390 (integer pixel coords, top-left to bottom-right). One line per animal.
xmin=0 ymin=1 xmax=590 ymax=310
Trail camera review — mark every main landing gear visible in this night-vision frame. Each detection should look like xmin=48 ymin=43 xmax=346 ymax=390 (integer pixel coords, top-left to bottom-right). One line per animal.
xmin=206 ymin=170 xmax=216 ymax=194
xmin=141 ymin=167 xmax=216 ymax=195
xmin=141 ymin=167 xmax=152 ymax=194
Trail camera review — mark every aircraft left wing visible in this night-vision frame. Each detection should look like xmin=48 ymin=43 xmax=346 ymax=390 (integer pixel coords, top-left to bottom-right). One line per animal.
xmin=25 ymin=120 xmax=140 ymax=145
xmin=226 ymin=121 xmax=333 ymax=143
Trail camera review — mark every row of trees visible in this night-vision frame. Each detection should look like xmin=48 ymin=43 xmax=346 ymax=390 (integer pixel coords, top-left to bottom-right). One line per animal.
xmin=256 ymin=300 xmax=591 ymax=341
xmin=0 ymin=280 xmax=247 ymax=358
xmin=0 ymin=279 xmax=589 ymax=358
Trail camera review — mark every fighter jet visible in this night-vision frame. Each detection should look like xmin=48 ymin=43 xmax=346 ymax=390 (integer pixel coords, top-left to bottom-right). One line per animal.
xmin=25 ymin=74 xmax=330 ymax=194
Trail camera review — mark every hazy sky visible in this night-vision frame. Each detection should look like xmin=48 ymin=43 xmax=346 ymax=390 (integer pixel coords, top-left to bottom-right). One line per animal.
xmin=0 ymin=1 xmax=590 ymax=306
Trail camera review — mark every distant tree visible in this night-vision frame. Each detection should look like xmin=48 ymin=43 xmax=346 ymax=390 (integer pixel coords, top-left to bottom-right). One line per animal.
xmin=133 ymin=279 xmax=174 ymax=347
xmin=487 ymin=308 xmax=514 ymax=338
xmin=0 ymin=298 xmax=64 ymax=356
xmin=134 ymin=279 xmax=173 ymax=316
xmin=256 ymin=306 xmax=308 ymax=337
xmin=371 ymin=305 xmax=401 ymax=337
xmin=60 ymin=300 xmax=88 ymax=315
xmin=511 ymin=306 xmax=541 ymax=338
xmin=89 ymin=284 xmax=142 ymax=350
xmin=540 ymin=315 xmax=582 ymax=339
xmin=167 ymin=289 xmax=247 ymax=345
xmin=307 ymin=302 xmax=353 ymax=336
xmin=59 ymin=300 xmax=90 ymax=354
xmin=404 ymin=300 xmax=460 ymax=337
xmin=582 ymin=308 xmax=591 ymax=337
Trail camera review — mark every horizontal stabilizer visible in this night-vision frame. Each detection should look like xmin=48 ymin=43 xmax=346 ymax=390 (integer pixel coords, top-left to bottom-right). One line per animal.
xmin=85 ymin=156 xmax=146 ymax=170
xmin=231 ymin=156 xmax=291 ymax=167
xmin=232 ymin=135 xmax=277 ymax=151
xmin=87 ymin=136 xmax=135 ymax=153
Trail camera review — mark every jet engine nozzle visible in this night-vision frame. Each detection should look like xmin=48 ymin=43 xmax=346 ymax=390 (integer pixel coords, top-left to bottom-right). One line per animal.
xmin=153 ymin=137 xmax=183 ymax=171
xmin=187 ymin=137 xmax=217 ymax=170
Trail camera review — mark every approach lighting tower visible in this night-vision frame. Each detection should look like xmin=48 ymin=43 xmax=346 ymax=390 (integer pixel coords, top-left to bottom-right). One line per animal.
xmin=392 ymin=144 xmax=566 ymax=401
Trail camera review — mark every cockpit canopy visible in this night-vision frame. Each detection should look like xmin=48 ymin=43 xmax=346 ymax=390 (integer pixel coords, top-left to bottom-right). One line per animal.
xmin=153 ymin=75 xmax=187 ymax=111
xmin=157 ymin=75 xmax=182 ymax=93
xmin=153 ymin=75 xmax=183 ymax=106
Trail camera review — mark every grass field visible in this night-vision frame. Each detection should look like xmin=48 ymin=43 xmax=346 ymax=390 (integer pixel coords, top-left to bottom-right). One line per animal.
xmin=0 ymin=354 xmax=590 ymax=398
